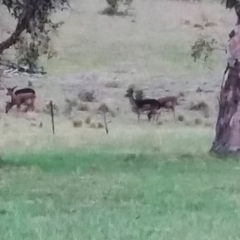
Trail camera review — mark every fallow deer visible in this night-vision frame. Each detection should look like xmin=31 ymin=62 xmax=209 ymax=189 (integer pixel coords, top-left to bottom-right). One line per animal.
xmin=5 ymin=86 xmax=36 ymax=115
xmin=125 ymin=88 xmax=161 ymax=122
xmin=149 ymin=96 xmax=178 ymax=122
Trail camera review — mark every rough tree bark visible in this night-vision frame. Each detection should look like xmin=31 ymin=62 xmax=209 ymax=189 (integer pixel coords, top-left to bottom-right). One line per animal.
xmin=210 ymin=3 xmax=240 ymax=154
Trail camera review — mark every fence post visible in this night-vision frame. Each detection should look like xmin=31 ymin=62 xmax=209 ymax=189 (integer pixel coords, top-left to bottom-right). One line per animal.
xmin=50 ymin=100 xmax=55 ymax=135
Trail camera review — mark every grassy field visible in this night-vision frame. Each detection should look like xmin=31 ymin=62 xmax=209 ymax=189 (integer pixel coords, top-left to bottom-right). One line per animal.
xmin=0 ymin=0 xmax=240 ymax=239
xmin=1 ymin=128 xmax=240 ymax=240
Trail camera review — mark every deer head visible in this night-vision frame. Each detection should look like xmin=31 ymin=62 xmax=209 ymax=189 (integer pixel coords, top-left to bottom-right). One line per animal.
xmin=6 ymin=86 xmax=17 ymax=96
xmin=125 ymin=88 xmax=134 ymax=97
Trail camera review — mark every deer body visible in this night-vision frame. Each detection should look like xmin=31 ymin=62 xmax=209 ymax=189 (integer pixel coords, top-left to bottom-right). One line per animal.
xmin=150 ymin=96 xmax=178 ymax=121
xmin=15 ymin=88 xmax=35 ymax=95
xmin=6 ymin=87 xmax=36 ymax=114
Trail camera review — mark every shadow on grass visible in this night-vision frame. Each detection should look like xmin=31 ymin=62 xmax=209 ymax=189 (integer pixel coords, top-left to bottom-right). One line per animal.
xmin=0 ymin=147 xmax=234 ymax=174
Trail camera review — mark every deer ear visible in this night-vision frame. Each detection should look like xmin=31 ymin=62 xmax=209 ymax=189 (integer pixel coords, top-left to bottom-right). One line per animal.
xmin=12 ymin=86 xmax=17 ymax=90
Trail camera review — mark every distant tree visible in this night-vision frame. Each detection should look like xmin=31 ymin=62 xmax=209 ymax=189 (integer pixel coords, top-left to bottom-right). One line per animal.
xmin=0 ymin=0 xmax=69 ymax=73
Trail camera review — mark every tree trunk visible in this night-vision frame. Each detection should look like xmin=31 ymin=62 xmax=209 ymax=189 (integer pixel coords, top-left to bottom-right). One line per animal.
xmin=0 ymin=0 xmax=35 ymax=55
xmin=210 ymin=19 xmax=240 ymax=153
xmin=0 ymin=30 xmax=24 ymax=55
xmin=210 ymin=60 xmax=240 ymax=153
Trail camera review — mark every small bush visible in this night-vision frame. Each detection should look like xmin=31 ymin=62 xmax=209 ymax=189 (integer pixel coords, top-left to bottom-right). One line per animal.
xmin=101 ymin=6 xmax=117 ymax=15
xmin=205 ymin=22 xmax=217 ymax=27
xmin=98 ymin=103 xmax=109 ymax=112
xmin=28 ymin=80 xmax=33 ymax=87
xmin=178 ymin=115 xmax=185 ymax=122
xmin=183 ymin=20 xmax=191 ymax=25
xmin=72 ymin=119 xmax=83 ymax=128
xmin=179 ymin=92 xmax=185 ymax=97
xmin=193 ymin=24 xmax=204 ymax=29
xmin=78 ymin=90 xmax=95 ymax=102
xmin=196 ymin=87 xmax=203 ymax=93
xmin=85 ymin=116 xmax=91 ymax=124
xmin=194 ymin=118 xmax=202 ymax=125
xmin=203 ymin=112 xmax=210 ymax=118
xmin=97 ymin=122 xmax=104 ymax=128
xmin=78 ymin=103 xmax=89 ymax=111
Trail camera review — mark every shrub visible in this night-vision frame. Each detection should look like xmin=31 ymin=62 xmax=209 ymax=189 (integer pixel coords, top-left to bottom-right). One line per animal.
xmin=72 ymin=119 xmax=83 ymax=128
xmin=97 ymin=122 xmax=104 ymax=128
xmin=85 ymin=116 xmax=91 ymax=124
xmin=78 ymin=103 xmax=89 ymax=111
xmin=78 ymin=90 xmax=95 ymax=102
xmin=194 ymin=118 xmax=202 ymax=125
xmin=178 ymin=115 xmax=185 ymax=122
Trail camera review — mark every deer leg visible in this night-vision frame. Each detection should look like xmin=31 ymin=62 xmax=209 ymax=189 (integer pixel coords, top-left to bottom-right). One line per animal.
xmin=16 ymin=104 xmax=20 ymax=117
xmin=147 ymin=111 xmax=151 ymax=121
xmin=153 ymin=111 xmax=158 ymax=123
xmin=148 ymin=110 xmax=155 ymax=122
xmin=29 ymin=101 xmax=33 ymax=112
xmin=31 ymin=98 xmax=36 ymax=112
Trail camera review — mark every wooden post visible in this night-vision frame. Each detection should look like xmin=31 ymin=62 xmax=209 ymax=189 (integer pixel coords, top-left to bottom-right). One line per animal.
xmin=103 ymin=111 xmax=109 ymax=134
xmin=50 ymin=100 xmax=55 ymax=135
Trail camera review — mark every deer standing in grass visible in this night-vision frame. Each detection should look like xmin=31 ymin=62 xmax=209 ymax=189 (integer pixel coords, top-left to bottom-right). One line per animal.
xmin=149 ymin=96 xmax=178 ymax=122
xmin=125 ymin=88 xmax=162 ymax=122
xmin=5 ymin=86 xmax=36 ymax=115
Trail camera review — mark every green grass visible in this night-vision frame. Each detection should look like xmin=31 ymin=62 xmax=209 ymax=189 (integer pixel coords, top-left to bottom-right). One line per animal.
xmin=1 ymin=132 xmax=240 ymax=240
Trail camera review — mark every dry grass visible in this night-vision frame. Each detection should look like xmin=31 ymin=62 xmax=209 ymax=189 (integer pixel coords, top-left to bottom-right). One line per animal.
xmin=89 ymin=122 xmax=96 ymax=128
xmin=105 ymin=81 xmax=119 ymax=88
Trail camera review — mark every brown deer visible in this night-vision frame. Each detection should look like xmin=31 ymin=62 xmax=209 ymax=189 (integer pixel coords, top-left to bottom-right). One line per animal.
xmin=6 ymin=86 xmax=36 ymax=115
xmin=149 ymin=96 xmax=178 ymax=122
xmin=125 ymin=88 xmax=162 ymax=122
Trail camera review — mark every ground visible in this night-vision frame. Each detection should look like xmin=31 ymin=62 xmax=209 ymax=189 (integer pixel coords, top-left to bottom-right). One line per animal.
xmin=0 ymin=0 xmax=240 ymax=239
